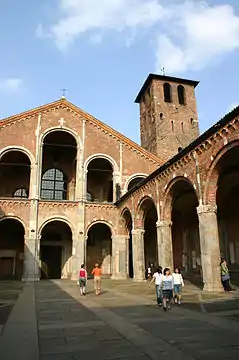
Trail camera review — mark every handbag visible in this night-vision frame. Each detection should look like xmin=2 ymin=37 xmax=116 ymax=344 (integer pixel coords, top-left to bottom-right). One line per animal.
xmin=222 ymin=273 xmax=230 ymax=282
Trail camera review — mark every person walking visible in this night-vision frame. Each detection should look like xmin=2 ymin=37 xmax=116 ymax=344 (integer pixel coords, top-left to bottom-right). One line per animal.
xmin=220 ymin=258 xmax=232 ymax=292
xmin=92 ymin=263 xmax=102 ymax=295
xmin=149 ymin=266 xmax=163 ymax=307
xmin=79 ymin=264 xmax=87 ymax=296
xmin=161 ymin=268 xmax=174 ymax=311
xmin=172 ymin=267 xmax=184 ymax=305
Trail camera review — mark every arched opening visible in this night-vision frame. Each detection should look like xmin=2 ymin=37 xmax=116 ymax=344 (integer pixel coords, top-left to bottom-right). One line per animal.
xmin=127 ymin=176 xmax=146 ymax=192
xmin=216 ymin=145 xmax=239 ymax=278
xmin=87 ymin=158 xmax=113 ymax=203
xmin=177 ymin=85 xmax=186 ymax=105
xmin=140 ymin=198 xmax=158 ymax=275
xmin=122 ymin=209 xmax=133 ymax=278
xmin=86 ymin=223 xmax=112 ymax=277
xmin=39 ymin=221 xmax=72 ymax=279
xmin=0 ymin=151 xmax=30 ymax=198
xmin=0 ymin=219 xmax=25 ymax=279
xmin=41 ymin=131 xmax=77 ymax=201
xmin=170 ymin=180 xmax=200 ymax=278
xmin=163 ymin=83 xmax=172 ymax=103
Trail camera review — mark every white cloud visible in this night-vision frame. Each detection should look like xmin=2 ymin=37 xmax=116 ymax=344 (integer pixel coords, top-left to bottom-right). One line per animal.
xmin=38 ymin=0 xmax=239 ymax=73
xmin=0 ymin=78 xmax=23 ymax=92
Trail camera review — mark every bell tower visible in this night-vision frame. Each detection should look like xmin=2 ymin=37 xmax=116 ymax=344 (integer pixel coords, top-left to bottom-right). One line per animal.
xmin=135 ymin=74 xmax=200 ymax=162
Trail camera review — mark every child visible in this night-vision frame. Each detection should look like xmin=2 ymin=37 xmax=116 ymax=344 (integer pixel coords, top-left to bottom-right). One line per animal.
xmin=79 ymin=264 xmax=87 ymax=296
xmin=149 ymin=266 xmax=163 ymax=307
xmin=92 ymin=263 xmax=102 ymax=295
xmin=172 ymin=267 xmax=184 ymax=305
xmin=161 ymin=268 xmax=174 ymax=311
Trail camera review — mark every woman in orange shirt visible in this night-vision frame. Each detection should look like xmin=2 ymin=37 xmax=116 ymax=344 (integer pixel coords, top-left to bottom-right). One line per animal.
xmin=92 ymin=263 xmax=102 ymax=295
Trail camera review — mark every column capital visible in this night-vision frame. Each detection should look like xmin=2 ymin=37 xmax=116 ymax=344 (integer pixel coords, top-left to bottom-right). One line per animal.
xmin=197 ymin=204 xmax=217 ymax=215
xmin=156 ymin=220 xmax=172 ymax=228
xmin=131 ymin=228 xmax=145 ymax=235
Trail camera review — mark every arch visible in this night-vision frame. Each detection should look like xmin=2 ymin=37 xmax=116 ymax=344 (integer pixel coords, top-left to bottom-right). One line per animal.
xmin=38 ymin=216 xmax=75 ymax=238
xmin=124 ymin=173 xmax=147 ymax=193
xmin=136 ymin=195 xmax=157 ymax=224
xmin=204 ymin=140 xmax=239 ymax=204
xmin=0 ymin=146 xmax=34 ymax=165
xmin=84 ymin=153 xmax=119 ymax=173
xmin=162 ymin=176 xmax=198 ymax=220
xmin=86 ymin=220 xmax=115 ymax=236
xmin=39 ymin=219 xmax=73 ymax=279
xmin=0 ymin=216 xmax=26 ymax=232
xmin=163 ymin=83 xmax=172 ymax=103
xmin=86 ymin=221 xmax=112 ymax=276
xmin=120 ymin=207 xmax=134 ymax=278
xmin=177 ymin=85 xmax=186 ymax=105
xmin=40 ymin=126 xmax=82 ymax=148
xmin=0 ymin=217 xmax=25 ymax=279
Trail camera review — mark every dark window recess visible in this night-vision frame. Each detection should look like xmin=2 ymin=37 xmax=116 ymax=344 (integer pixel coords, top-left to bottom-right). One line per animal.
xmin=163 ymin=83 xmax=172 ymax=103
xmin=177 ymin=85 xmax=186 ymax=105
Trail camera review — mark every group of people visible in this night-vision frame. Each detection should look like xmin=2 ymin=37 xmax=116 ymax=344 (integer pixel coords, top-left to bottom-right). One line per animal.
xmin=148 ymin=266 xmax=184 ymax=311
xmin=78 ymin=263 xmax=102 ymax=296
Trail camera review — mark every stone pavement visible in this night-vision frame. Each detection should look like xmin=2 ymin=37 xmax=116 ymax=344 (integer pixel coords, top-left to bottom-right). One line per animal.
xmin=1 ymin=279 xmax=239 ymax=360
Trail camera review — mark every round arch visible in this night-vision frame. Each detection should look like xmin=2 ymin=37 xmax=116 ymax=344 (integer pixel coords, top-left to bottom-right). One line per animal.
xmin=124 ymin=173 xmax=147 ymax=193
xmin=136 ymin=195 xmax=157 ymax=227
xmin=86 ymin=221 xmax=113 ymax=276
xmin=0 ymin=216 xmax=26 ymax=233
xmin=120 ymin=207 xmax=134 ymax=278
xmin=84 ymin=153 xmax=119 ymax=174
xmin=0 ymin=217 xmax=26 ymax=280
xmin=162 ymin=176 xmax=198 ymax=220
xmin=0 ymin=146 xmax=35 ymax=165
xmin=40 ymin=126 xmax=82 ymax=149
xmin=38 ymin=216 xmax=75 ymax=238
xmin=86 ymin=220 xmax=115 ymax=236
xmin=204 ymin=140 xmax=239 ymax=204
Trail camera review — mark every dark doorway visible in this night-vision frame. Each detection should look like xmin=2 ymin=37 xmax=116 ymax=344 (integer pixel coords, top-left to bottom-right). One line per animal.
xmin=122 ymin=209 xmax=133 ymax=278
xmin=40 ymin=245 xmax=62 ymax=279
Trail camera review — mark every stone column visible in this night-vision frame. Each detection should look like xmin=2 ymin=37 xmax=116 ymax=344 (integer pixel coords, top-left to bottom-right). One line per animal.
xmin=75 ymin=145 xmax=83 ymax=201
xmin=197 ymin=205 xmax=223 ymax=292
xmin=131 ymin=229 xmax=145 ymax=281
xmin=111 ymin=235 xmax=127 ymax=280
xmin=71 ymin=234 xmax=85 ymax=280
xmin=156 ymin=221 xmax=173 ymax=270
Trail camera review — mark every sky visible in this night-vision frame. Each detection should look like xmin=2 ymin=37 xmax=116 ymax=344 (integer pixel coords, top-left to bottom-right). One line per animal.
xmin=1 ymin=0 xmax=239 ymax=144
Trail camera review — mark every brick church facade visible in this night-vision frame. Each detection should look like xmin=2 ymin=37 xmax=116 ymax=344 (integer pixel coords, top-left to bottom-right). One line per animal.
xmin=0 ymin=74 xmax=238 ymax=291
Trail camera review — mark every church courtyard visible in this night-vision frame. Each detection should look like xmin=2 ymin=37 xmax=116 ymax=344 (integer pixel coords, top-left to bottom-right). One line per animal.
xmin=1 ymin=280 xmax=239 ymax=360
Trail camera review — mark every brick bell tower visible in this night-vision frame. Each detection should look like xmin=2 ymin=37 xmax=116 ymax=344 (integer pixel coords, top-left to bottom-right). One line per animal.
xmin=135 ymin=73 xmax=200 ymax=162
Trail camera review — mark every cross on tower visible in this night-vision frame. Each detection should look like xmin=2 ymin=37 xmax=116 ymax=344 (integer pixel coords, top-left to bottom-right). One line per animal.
xmin=161 ymin=66 xmax=166 ymax=76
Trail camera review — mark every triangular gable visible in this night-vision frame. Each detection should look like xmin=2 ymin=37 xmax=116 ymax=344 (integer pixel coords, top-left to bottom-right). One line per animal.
xmin=0 ymin=98 xmax=162 ymax=165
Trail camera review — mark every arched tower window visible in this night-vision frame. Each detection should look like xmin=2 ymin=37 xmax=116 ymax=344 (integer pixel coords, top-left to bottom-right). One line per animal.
xmin=177 ymin=85 xmax=186 ymax=105
xmin=163 ymin=83 xmax=172 ymax=103
xmin=41 ymin=168 xmax=67 ymax=200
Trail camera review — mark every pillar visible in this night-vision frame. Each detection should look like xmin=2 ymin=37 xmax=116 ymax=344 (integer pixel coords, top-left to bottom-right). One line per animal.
xmin=132 ymin=229 xmax=145 ymax=281
xmin=111 ymin=235 xmax=127 ymax=279
xmin=197 ymin=205 xmax=223 ymax=292
xmin=156 ymin=221 xmax=173 ymax=270
xmin=71 ymin=234 xmax=85 ymax=280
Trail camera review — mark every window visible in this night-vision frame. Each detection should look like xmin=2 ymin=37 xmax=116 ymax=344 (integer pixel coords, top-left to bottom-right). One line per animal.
xmin=41 ymin=168 xmax=67 ymax=200
xmin=171 ymin=121 xmax=174 ymax=132
xmin=177 ymin=85 xmax=186 ymax=105
xmin=13 ymin=188 xmax=28 ymax=199
xmin=181 ymin=122 xmax=184 ymax=133
xmin=160 ymin=113 xmax=163 ymax=120
xmin=163 ymin=83 xmax=172 ymax=103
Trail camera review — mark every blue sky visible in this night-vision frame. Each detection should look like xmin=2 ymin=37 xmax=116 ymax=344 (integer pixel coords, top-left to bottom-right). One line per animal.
xmin=1 ymin=0 xmax=239 ymax=144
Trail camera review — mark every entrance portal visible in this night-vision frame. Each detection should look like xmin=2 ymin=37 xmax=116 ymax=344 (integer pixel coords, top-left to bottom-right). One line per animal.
xmin=0 ymin=218 xmax=25 ymax=280
xmin=40 ymin=221 xmax=72 ymax=279
xmin=87 ymin=223 xmax=112 ymax=276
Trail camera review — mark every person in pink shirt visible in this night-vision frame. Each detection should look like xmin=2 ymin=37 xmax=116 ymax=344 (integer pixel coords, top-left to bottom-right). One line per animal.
xmin=79 ymin=264 xmax=87 ymax=296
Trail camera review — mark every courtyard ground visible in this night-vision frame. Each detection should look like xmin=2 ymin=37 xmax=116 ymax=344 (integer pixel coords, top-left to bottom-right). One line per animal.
xmin=0 ymin=279 xmax=239 ymax=359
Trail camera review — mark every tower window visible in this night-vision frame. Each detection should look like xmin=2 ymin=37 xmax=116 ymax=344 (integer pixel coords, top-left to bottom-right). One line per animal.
xmin=160 ymin=113 xmax=163 ymax=120
xmin=163 ymin=83 xmax=172 ymax=103
xmin=171 ymin=121 xmax=174 ymax=132
xmin=181 ymin=122 xmax=184 ymax=133
xmin=190 ymin=118 xmax=194 ymax=125
xmin=177 ymin=85 xmax=186 ymax=105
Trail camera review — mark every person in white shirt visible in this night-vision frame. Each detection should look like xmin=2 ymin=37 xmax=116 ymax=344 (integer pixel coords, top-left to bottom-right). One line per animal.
xmin=161 ymin=268 xmax=174 ymax=311
xmin=149 ymin=266 xmax=163 ymax=307
xmin=172 ymin=267 xmax=184 ymax=305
